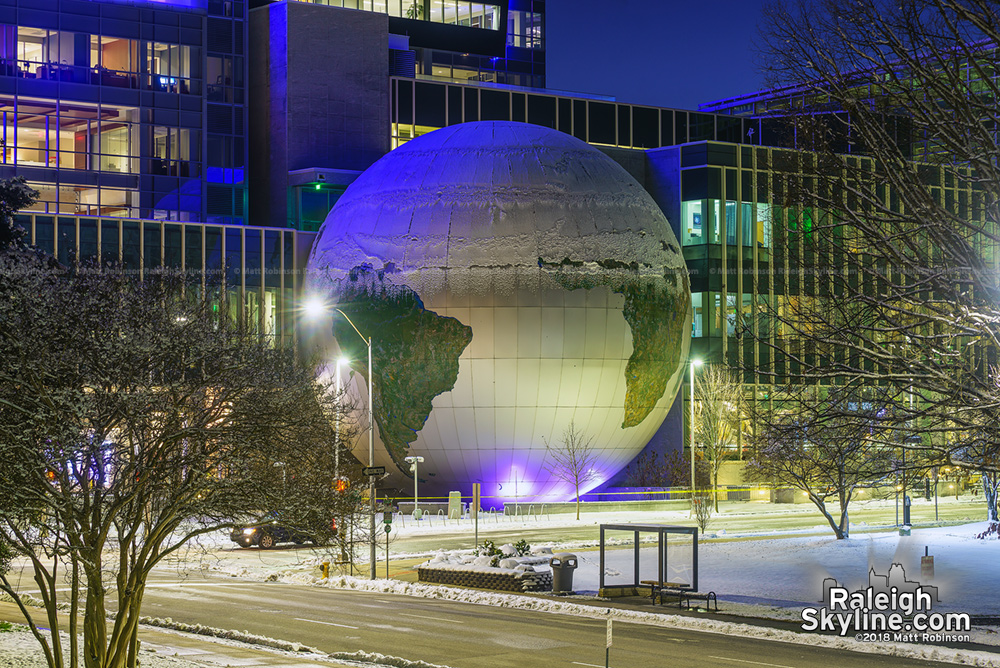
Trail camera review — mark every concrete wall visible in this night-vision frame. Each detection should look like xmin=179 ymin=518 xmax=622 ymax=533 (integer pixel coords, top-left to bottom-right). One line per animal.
xmin=643 ymin=146 xmax=682 ymax=243
xmin=716 ymin=460 xmax=745 ymax=486
xmin=249 ymin=3 xmax=390 ymax=227
xmin=597 ymin=145 xmax=647 ymax=185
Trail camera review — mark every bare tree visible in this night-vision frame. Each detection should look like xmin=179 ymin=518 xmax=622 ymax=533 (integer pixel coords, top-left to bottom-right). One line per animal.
xmin=693 ymin=366 xmax=743 ymax=511
xmin=544 ymin=421 xmax=599 ymax=520
xmin=0 ymin=254 xmax=350 ymax=668
xmin=692 ymin=492 xmax=714 ymax=533
xmin=746 ymin=386 xmax=896 ymax=538
xmin=748 ymin=0 xmax=1000 ymax=527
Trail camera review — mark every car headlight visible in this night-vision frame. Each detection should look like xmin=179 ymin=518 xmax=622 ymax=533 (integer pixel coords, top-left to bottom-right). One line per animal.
xmin=242 ymin=528 xmax=256 ymax=535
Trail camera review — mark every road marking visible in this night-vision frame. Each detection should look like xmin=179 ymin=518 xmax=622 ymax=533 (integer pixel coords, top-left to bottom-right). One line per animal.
xmin=708 ymin=657 xmax=796 ymax=668
xmin=24 ymin=582 xmax=250 ymax=596
xmin=293 ymin=617 xmax=359 ymax=630
xmin=398 ymin=613 xmax=464 ymax=624
xmin=571 ymin=663 xmax=607 ymax=668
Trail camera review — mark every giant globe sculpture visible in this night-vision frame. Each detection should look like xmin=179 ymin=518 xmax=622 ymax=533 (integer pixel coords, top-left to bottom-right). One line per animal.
xmin=306 ymin=121 xmax=691 ymax=503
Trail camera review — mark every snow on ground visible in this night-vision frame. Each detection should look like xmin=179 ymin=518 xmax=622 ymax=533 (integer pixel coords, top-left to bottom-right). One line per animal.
xmin=0 ymin=629 xmax=198 ymax=668
xmin=222 ymin=574 xmax=1000 ymax=667
xmin=0 ymin=626 xmax=456 ymax=668
xmin=203 ymin=510 xmax=1000 ymax=617
xmin=579 ymin=521 xmax=1000 ymax=615
xmin=12 ymin=501 xmax=989 ymax=664
xmin=197 ymin=511 xmax=1000 ymax=657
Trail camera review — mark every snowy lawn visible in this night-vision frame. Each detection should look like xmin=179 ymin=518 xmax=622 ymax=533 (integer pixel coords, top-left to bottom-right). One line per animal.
xmin=203 ymin=519 xmax=1000 ymax=638
xmin=576 ymin=522 xmax=1000 ymax=616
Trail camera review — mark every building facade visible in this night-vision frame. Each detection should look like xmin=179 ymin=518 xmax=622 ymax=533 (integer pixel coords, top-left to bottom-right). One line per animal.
xmin=13 ymin=209 xmax=311 ymax=345
xmin=6 ymin=0 xmax=889 ymax=491
xmin=0 ymin=0 xmax=247 ymax=224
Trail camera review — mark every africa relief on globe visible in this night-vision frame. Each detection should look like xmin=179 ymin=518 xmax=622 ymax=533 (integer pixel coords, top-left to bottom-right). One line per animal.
xmin=306 ymin=121 xmax=691 ymax=501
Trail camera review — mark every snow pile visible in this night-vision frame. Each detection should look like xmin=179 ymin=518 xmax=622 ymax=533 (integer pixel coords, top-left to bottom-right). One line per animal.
xmin=328 ymin=650 xmax=453 ymax=668
xmin=308 ymin=576 xmax=1000 ymax=666
xmin=0 ymin=630 xmax=200 ymax=668
xmin=308 ymin=576 xmax=1000 ymax=668
xmin=419 ymin=545 xmax=552 ymax=575
xmin=0 ymin=590 xmax=69 ymax=612
xmin=0 ymin=626 xmax=462 ymax=668
xmin=139 ymin=616 xmax=322 ymax=654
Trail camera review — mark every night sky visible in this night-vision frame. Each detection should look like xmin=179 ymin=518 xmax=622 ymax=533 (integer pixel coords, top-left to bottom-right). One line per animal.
xmin=546 ymin=0 xmax=771 ymax=111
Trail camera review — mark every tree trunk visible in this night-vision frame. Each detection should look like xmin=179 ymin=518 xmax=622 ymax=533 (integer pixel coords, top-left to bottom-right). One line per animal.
xmin=83 ymin=570 xmax=108 ymax=668
xmin=69 ymin=560 xmax=79 ymax=668
xmin=712 ymin=464 xmax=720 ymax=513
xmin=838 ymin=488 xmax=851 ymax=540
xmin=575 ymin=480 xmax=581 ymax=520
xmin=34 ymin=565 xmax=64 ymax=668
xmin=107 ymin=591 xmax=143 ymax=668
xmin=983 ymin=470 xmax=999 ymax=524
xmin=809 ymin=494 xmax=847 ymax=539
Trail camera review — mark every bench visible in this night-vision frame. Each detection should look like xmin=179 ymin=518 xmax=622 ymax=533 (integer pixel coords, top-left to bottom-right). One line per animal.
xmin=640 ymin=580 xmax=718 ymax=611
xmin=640 ymin=580 xmax=690 ymax=603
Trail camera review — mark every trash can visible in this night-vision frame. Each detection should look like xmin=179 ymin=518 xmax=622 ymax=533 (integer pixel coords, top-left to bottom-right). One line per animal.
xmin=550 ymin=553 xmax=578 ymax=594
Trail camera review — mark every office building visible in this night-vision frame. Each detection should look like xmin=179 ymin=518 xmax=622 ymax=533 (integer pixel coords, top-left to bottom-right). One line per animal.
xmin=0 ymin=0 xmax=246 ymax=224
xmin=7 ymin=0 xmax=907 ymax=495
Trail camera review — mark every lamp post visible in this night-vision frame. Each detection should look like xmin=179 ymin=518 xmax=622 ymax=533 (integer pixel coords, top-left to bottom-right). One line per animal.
xmin=334 ymin=357 xmax=348 ymax=482
xmin=305 ymin=297 xmax=378 ymax=581
xmin=689 ymin=358 xmax=703 ymax=513
xmin=332 ymin=308 xmax=377 ymax=581
xmin=405 ymin=456 xmax=424 ymax=518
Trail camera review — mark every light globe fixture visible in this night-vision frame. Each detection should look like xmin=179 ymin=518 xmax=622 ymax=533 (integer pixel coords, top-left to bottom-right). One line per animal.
xmin=404 ymin=456 xmax=425 ymax=518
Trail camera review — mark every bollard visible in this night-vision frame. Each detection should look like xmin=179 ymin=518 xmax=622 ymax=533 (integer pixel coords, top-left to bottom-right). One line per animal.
xmin=921 ymin=546 xmax=934 ymax=580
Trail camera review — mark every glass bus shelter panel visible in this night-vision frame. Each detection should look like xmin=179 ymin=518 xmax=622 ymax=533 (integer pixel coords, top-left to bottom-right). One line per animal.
xmin=598 ymin=524 xmax=699 ymax=594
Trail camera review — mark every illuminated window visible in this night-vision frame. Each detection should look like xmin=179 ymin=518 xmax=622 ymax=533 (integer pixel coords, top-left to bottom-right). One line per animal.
xmin=682 ymin=200 xmax=703 ymax=246
xmin=507 ymin=11 xmax=543 ymax=48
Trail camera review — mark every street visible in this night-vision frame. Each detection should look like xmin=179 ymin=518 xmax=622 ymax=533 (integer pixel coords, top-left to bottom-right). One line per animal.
xmin=128 ymin=570 xmax=958 ymax=668
xmin=1 ymin=500 xmax=992 ymax=667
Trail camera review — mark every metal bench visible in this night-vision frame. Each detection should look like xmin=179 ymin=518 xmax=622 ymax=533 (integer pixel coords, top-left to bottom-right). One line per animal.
xmin=640 ymin=580 xmax=718 ymax=611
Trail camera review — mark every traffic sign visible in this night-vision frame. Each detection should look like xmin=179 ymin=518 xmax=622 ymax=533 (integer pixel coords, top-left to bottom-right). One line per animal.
xmin=383 ymin=510 xmax=393 ymax=524
xmin=363 ymin=466 xmax=386 ymax=476
xmin=384 ymin=524 xmax=391 ymax=533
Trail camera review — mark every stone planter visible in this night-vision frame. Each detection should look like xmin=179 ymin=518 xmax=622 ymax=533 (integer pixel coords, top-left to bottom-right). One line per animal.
xmin=417 ymin=566 xmax=552 ymax=593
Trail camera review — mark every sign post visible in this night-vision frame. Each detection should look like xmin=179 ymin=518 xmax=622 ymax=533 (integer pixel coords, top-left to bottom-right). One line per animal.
xmin=472 ymin=483 xmax=481 ymax=548
xmin=383 ymin=510 xmax=392 ymax=579
xmin=605 ymin=616 xmax=612 ymax=668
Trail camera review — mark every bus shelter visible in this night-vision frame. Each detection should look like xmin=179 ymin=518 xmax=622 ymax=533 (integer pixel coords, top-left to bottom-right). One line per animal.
xmin=598 ymin=524 xmax=699 ymax=593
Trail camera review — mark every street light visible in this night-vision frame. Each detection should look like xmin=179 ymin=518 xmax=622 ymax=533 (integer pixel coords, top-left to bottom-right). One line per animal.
xmin=689 ymin=358 xmax=703 ymax=514
xmin=334 ymin=357 xmax=348 ymax=482
xmin=404 ymin=456 xmax=424 ymax=519
xmin=304 ymin=296 xmax=378 ymax=581
xmin=333 ymin=308 xmax=377 ymax=581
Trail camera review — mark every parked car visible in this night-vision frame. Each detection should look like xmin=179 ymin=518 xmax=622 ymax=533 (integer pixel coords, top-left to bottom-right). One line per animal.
xmin=230 ymin=517 xmax=336 ymax=549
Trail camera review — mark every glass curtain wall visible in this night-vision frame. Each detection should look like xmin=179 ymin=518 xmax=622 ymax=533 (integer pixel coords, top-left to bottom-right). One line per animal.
xmin=277 ymin=0 xmax=501 ymax=28
xmin=16 ymin=213 xmax=306 ymax=346
xmin=0 ymin=27 xmax=200 ymax=94
xmin=1 ymin=97 xmax=199 ymax=218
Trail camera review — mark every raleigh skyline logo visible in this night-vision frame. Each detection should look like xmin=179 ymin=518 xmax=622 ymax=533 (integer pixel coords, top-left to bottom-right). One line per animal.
xmin=800 ymin=564 xmax=971 ymax=643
